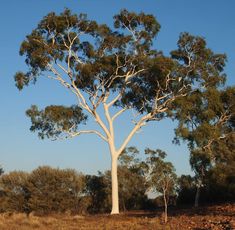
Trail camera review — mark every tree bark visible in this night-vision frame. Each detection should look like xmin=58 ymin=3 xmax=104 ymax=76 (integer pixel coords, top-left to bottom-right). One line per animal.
xmin=111 ymin=154 xmax=119 ymax=214
xmin=194 ymin=186 xmax=200 ymax=208
xmin=163 ymin=189 xmax=168 ymax=223
xmin=122 ymin=198 xmax=126 ymax=212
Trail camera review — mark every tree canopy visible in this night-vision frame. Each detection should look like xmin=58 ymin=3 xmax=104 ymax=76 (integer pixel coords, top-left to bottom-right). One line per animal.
xmin=15 ymin=9 xmax=226 ymax=135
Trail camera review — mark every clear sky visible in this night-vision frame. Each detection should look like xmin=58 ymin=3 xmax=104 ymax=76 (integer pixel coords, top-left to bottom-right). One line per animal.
xmin=0 ymin=0 xmax=234 ymax=175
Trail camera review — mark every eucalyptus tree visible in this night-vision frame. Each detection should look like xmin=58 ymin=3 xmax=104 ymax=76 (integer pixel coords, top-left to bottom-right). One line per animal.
xmin=118 ymin=147 xmax=147 ymax=211
xmin=144 ymin=149 xmax=177 ymax=223
xmin=15 ymin=9 xmax=227 ymax=214
xmin=174 ymin=85 xmax=235 ymax=206
xmin=173 ymin=45 xmax=234 ymax=206
xmin=174 ymin=87 xmax=235 ymax=155
xmin=189 ymin=149 xmax=211 ymax=207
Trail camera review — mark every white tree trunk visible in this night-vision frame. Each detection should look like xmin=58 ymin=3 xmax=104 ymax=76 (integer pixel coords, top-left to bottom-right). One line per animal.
xmin=108 ymin=119 xmax=143 ymax=214
xmin=163 ymin=189 xmax=168 ymax=223
xmin=111 ymin=154 xmax=119 ymax=214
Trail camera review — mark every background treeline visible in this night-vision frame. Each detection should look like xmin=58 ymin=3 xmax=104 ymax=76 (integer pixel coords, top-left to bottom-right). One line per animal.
xmin=0 ymin=146 xmax=234 ymax=215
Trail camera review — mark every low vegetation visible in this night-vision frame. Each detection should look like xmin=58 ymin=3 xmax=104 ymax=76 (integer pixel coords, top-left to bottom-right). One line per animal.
xmin=0 ymin=204 xmax=234 ymax=230
xmin=0 ymin=146 xmax=234 ymax=221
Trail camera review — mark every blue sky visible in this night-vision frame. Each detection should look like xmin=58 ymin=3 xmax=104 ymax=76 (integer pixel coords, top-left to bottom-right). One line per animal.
xmin=0 ymin=0 xmax=234 ymax=175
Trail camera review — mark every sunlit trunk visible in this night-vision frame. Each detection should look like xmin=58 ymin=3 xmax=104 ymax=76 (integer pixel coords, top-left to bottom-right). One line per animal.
xmin=103 ymin=102 xmax=145 ymax=215
xmin=163 ymin=189 xmax=168 ymax=223
xmin=111 ymin=154 xmax=119 ymax=214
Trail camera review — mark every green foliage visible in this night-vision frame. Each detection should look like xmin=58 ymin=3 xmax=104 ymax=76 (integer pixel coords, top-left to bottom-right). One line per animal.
xmin=118 ymin=147 xmax=148 ymax=211
xmin=113 ymin=9 xmax=161 ymax=53
xmin=190 ymin=149 xmax=211 ymax=182
xmin=114 ymin=9 xmax=160 ymax=39
xmin=177 ymin=175 xmax=196 ymax=205
xmin=146 ymin=150 xmax=177 ymax=189
xmin=143 ymin=149 xmax=177 ymax=223
xmin=206 ymin=162 xmax=235 ymax=202
xmin=27 ymin=166 xmax=85 ymax=214
xmin=0 ymin=166 xmax=3 ymax=176
xmin=26 ymin=105 xmax=87 ymax=139
xmin=172 ymin=32 xmax=232 ymax=153
xmin=119 ymin=146 xmax=140 ymax=167
xmin=0 ymin=167 xmax=86 ymax=214
xmin=171 ymin=32 xmax=226 ymax=87
xmin=14 ymin=9 xmax=227 ymax=138
xmin=84 ymin=173 xmax=110 ymax=213
xmin=177 ymin=134 xmax=235 ymax=205
xmin=174 ymin=85 xmax=234 ymax=206
xmin=14 ymin=72 xmax=31 ymax=90
xmin=174 ymin=83 xmax=234 ymax=208
xmin=174 ymin=86 xmax=234 ymax=155
xmin=212 ymin=133 xmax=235 ymax=164
xmin=144 ymin=149 xmax=177 ymax=202
xmin=177 ymin=159 xmax=235 ymax=205
xmin=118 ymin=166 xmax=147 ymax=211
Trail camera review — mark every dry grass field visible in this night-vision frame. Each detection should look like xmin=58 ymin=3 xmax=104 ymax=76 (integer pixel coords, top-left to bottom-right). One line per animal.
xmin=0 ymin=204 xmax=234 ymax=230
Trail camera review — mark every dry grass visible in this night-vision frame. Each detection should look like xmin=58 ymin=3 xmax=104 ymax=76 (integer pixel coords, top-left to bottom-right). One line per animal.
xmin=0 ymin=204 xmax=234 ymax=230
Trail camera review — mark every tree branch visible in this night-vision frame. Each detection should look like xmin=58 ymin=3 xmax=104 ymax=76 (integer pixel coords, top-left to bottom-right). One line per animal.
xmin=112 ymin=108 xmax=127 ymax=121
xmin=117 ymin=113 xmax=151 ymax=156
xmin=64 ymin=129 xmax=108 ymax=142
xmin=107 ymin=93 xmax=122 ymax=108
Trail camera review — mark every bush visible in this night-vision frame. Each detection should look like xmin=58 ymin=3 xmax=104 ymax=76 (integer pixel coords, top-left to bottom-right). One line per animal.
xmin=0 ymin=171 xmax=29 ymax=212
xmin=0 ymin=167 xmax=86 ymax=214
xmin=27 ymin=166 xmax=85 ymax=214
